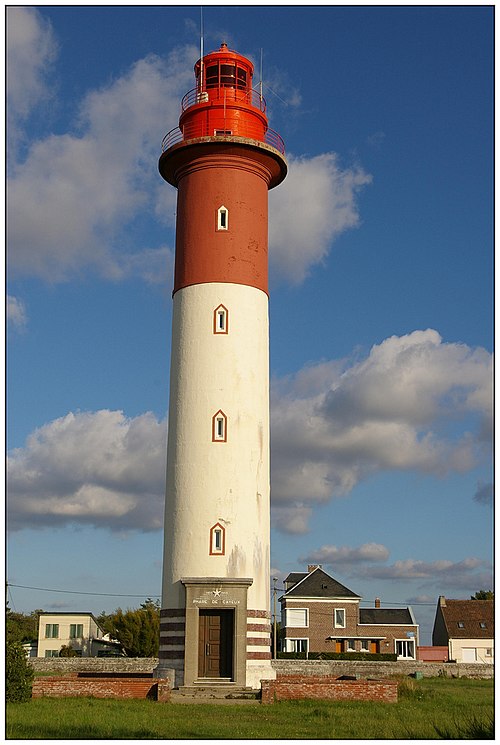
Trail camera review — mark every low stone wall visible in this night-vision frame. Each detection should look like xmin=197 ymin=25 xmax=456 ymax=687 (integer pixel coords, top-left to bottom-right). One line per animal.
xmin=261 ymin=675 xmax=398 ymax=704
xmin=32 ymin=673 xmax=170 ymax=702
xmin=29 ymin=658 xmax=159 ymax=674
xmin=28 ymin=656 xmax=493 ymax=681
xmin=271 ymin=659 xmax=493 ymax=679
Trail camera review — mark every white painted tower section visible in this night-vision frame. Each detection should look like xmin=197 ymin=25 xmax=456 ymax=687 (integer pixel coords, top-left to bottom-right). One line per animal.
xmin=162 ymin=282 xmax=270 ymax=607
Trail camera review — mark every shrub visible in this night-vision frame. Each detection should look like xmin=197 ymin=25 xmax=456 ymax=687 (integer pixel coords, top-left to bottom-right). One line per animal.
xmin=6 ymin=642 xmax=34 ymax=702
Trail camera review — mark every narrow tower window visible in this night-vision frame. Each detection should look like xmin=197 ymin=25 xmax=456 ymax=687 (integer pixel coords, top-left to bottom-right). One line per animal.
xmin=210 ymin=523 xmax=226 ymax=555
xmin=213 ymin=304 xmax=229 ymax=334
xmin=212 ymin=410 xmax=227 ymax=442
xmin=217 ymin=206 xmax=228 ymax=231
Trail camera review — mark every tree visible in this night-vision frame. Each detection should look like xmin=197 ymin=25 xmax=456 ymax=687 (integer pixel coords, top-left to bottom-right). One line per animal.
xmin=471 ymin=590 xmax=494 ymax=600
xmin=6 ymin=641 xmax=34 ymax=702
xmin=103 ymin=599 xmax=160 ymax=657
xmin=6 ymin=606 xmax=43 ymax=644
xmin=59 ymin=644 xmax=79 ymax=657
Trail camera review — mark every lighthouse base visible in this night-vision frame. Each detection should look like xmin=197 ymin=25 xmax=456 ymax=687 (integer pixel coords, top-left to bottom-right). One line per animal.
xmin=158 ymin=577 xmax=274 ymax=690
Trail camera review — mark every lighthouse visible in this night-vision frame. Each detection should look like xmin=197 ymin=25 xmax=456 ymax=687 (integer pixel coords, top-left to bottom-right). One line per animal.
xmin=157 ymin=42 xmax=287 ymax=690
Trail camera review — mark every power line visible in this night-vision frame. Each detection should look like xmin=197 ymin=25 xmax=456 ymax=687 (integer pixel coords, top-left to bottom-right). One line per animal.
xmin=7 ymin=583 xmax=159 ymax=599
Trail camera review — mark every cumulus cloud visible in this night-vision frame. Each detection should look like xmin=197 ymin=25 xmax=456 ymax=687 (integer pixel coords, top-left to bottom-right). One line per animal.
xmin=301 ymin=543 xmax=390 ymax=566
xmin=7 ymin=410 xmax=167 ymax=531
xmin=269 ymin=153 xmax=372 ymax=284
xmin=271 ymin=329 xmax=492 ymax=533
xmin=7 ymin=295 xmax=27 ymax=330
xmin=7 ymin=8 xmax=194 ymax=283
xmin=6 ymin=7 xmax=57 ymax=135
xmin=7 ymin=9 xmax=370 ymax=288
xmin=7 ymin=330 xmax=492 ymax=534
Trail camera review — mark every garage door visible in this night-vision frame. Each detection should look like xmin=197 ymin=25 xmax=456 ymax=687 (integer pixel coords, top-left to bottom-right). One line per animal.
xmin=462 ymin=647 xmax=477 ymax=662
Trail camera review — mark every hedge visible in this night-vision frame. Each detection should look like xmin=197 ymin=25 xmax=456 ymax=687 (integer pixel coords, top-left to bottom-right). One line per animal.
xmin=277 ymin=651 xmax=398 ymax=661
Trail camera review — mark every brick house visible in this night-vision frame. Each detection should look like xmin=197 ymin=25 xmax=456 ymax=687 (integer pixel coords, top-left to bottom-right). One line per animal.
xmin=280 ymin=566 xmax=419 ymax=660
xmin=432 ymin=596 xmax=494 ymax=663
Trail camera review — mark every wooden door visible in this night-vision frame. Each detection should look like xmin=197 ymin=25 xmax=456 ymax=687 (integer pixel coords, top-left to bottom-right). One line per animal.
xmin=370 ymin=641 xmax=379 ymax=654
xmin=335 ymin=640 xmax=342 ymax=653
xmin=198 ymin=610 xmax=233 ymax=678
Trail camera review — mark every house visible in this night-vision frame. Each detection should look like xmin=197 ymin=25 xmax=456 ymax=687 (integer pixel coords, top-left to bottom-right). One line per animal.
xmin=432 ymin=596 xmax=494 ymax=664
xmin=37 ymin=612 xmax=122 ymax=658
xmin=280 ymin=565 xmax=419 ymax=660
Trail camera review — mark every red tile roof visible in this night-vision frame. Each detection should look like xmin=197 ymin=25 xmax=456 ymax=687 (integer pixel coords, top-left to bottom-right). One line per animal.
xmin=440 ymin=599 xmax=493 ymax=639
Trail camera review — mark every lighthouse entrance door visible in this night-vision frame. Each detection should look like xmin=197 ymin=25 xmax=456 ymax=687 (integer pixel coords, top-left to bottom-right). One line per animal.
xmin=198 ymin=609 xmax=234 ymax=679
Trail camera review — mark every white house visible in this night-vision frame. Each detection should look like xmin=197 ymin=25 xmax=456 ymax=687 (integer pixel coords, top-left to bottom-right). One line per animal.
xmin=37 ymin=612 xmax=110 ymax=658
xmin=432 ymin=596 xmax=493 ymax=663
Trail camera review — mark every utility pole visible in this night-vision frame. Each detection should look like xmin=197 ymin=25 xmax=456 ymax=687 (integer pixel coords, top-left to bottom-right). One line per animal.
xmin=273 ymin=577 xmax=278 ymax=659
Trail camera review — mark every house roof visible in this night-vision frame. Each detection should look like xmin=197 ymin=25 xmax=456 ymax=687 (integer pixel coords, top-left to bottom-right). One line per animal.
xmin=438 ymin=599 xmax=493 ymax=639
xmin=359 ymin=608 xmax=415 ymax=625
xmin=282 ymin=567 xmax=360 ymax=599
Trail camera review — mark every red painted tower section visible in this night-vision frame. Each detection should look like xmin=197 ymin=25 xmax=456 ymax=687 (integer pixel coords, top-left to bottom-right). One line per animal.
xmin=157 ymin=43 xmax=287 ymax=690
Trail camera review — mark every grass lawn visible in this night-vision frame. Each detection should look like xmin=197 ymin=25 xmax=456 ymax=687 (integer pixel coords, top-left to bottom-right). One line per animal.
xmin=6 ymin=677 xmax=494 ymax=739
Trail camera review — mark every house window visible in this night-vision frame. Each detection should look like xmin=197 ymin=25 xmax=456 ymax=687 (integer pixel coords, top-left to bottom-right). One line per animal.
xmin=45 ymin=624 xmax=59 ymax=639
xmin=214 ymin=130 xmax=232 ymax=137
xmin=213 ymin=305 xmax=228 ymax=334
xmin=396 ymin=639 xmax=416 ymax=659
xmin=334 ymin=609 xmax=346 ymax=628
xmin=360 ymin=640 xmax=369 ymax=652
xmin=284 ymin=608 xmax=308 ymax=628
xmin=212 ymin=410 xmax=227 ymax=442
xmin=346 ymin=639 xmax=356 ymax=652
xmin=70 ymin=624 xmax=84 ymax=639
xmin=285 ymin=638 xmax=308 ymax=654
xmin=209 ymin=523 xmax=226 ymax=555
xmin=486 ymin=648 xmax=492 ymax=656
xmin=44 ymin=650 xmax=59 ymax=657
xmin=217 ymin=206 xmax=228 ymax=231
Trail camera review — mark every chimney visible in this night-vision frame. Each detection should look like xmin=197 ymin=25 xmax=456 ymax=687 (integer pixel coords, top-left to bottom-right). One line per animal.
xmin=308 ymin=564 xmax=322 ymax=573
xmin=375 ymin=597 xmax=381 ymax=608
xmin=439 ymin=595 xmax=446 ymax=607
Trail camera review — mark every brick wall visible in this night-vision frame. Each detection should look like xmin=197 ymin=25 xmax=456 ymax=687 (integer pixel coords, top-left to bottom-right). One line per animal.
xmin=31 ymin=674 xmax=170 ymax=701
xmin=261 ymin=675 xmax=398 ymax=704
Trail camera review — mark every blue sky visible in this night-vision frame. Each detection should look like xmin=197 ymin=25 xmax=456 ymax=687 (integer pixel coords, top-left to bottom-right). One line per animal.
xmin=6 ymin=6 xmax=493 ymax=644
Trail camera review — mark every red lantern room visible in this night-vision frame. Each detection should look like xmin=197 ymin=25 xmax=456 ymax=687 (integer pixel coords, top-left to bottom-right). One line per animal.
xmin=159 ymin=42 xmax=286 ymax=188
xmin=180 ymin=42 xmax=267 ymax=142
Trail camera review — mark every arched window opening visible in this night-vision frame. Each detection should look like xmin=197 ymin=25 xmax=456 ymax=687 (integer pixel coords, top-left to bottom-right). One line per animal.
xmin=213 ymin=304 xmax=229 ymax=334
xmin=212 ymin=410 xmax=227 ymax=442
xmin=210 ymin=523 xmax=226 ymax=555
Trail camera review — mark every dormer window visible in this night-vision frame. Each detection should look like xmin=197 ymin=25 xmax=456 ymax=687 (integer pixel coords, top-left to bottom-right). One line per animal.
xmin=480 ymin=622 xmax=487 ymax=629
xmin=217 ymin=206 xmax=228 ymax=231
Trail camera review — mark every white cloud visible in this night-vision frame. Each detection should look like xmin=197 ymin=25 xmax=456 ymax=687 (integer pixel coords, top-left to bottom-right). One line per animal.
xmin=8 ymin=331 xmax=491 ymax=534
xmin=271 ymin=329 xmax=492 ymax=532
xmin=269 ymin=153 xmax=372 ymax=284
xmin=6 ymin=7 xmax=57 ymax=127
xmin=7 ymin=295 xmax=28 ymax=330
xmin=7 ymin=410 xmax=167 ymax=531
xmin=7 ymin=29 xmax=195 ymax=283
xmin=7 ymin=8 xmax=370 ymax=288
xmin=301 ymin=543 xmax=390 ymax=566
